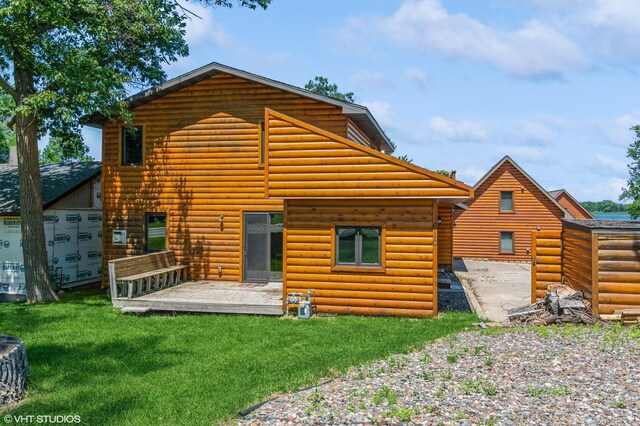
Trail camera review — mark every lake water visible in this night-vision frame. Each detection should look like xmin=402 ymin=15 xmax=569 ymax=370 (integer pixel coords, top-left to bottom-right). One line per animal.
xmin=593 ymin=213 xmax=632 ymax=220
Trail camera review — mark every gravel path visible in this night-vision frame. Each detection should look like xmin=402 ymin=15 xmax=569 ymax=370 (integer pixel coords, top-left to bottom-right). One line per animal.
xmin=238 ymin=326 xmax=640 ymax=425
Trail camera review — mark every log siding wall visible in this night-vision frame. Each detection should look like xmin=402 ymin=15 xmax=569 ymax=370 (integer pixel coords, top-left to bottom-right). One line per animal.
xmin=555 ymin=193 xmax=593 ymax=219
xmin=531 ymin=231 xmax=562 ymax=302
xmin=561 ymin=227 xmax=593 ymax=300
xmin=454 ymin=161 xmax=565 ymax=261
xmin=284 ymin=199 xmax=438 ymax=317
xmin=265 ymin=110 xmax=470 ymax=199
xmin=101 ymin=73 xmax=370 ymax=285
xmin=597 ymin=234 xmax=640 ymax=314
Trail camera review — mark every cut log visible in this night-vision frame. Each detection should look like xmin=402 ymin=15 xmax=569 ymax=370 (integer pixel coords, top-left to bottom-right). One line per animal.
xmin=0 ymin=335 xmax=29 ymax=406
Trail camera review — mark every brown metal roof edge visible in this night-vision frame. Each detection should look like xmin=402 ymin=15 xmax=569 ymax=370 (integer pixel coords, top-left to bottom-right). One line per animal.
xmin=474 ymin=155 xmax=571 ymax=219
xmin=563 ymin=218 xmax=640 ymax=234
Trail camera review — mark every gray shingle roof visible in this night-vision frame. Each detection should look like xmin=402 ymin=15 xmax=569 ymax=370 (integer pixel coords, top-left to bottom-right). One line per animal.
xmin=0 ymin=162 xmax=101 ymax=214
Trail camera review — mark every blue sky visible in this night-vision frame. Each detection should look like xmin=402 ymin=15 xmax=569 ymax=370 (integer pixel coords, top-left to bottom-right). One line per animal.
xmin=81 ymin=0 xmax=640 ymax=201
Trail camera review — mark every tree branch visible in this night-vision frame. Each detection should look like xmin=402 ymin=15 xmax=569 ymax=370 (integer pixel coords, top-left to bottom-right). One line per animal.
xmin=0 ymin=76 xmax=18 ymax=102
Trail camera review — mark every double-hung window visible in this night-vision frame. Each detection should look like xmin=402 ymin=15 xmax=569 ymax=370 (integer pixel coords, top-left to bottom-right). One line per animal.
xmin=500 ymin=191 xmax=514 ymax=212
xmin=335 ymin=226 xmax=381 ymax=267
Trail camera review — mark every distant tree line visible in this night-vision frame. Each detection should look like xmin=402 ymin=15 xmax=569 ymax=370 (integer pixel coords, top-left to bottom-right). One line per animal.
xmin=581 ymin=200 xmax=630 ymax=214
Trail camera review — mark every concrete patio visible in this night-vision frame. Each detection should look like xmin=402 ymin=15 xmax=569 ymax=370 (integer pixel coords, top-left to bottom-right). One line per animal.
xmin=454 ymin=259 xmax=531 ymax=322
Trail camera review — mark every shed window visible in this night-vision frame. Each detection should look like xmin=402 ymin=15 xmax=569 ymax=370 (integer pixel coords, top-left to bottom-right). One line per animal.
xmin=336 ymin=226 xmax=381 ymax=267
xmin=146 ymin=212 xmax=167 ymax=252
xmin=122 ymin=126 xmax=143 ymax=166
xmin=500 ymin=232 xmax=514 ymax=254
xmin=500 ymin=191 xmax=513 ymax=212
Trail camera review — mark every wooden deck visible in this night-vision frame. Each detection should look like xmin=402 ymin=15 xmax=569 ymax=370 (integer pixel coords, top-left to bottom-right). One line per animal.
xmin=112 ymin=281 xmax=283 ymax=315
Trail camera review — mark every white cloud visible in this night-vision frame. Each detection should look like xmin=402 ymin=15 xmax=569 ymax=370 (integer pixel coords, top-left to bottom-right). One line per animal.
xmin=578 ymin=176 xmax=627 ymax=201
xmin=182 ymin=2 xmax=232 ymax=48
xmin=363 ymin=100 xmax=395 ymax=128
xmin=428 ymin=116 xmax=487 ymax=142
xmin=351 ymin=71 xmax=395 ymax=91
xmin=596 ymin=153 xmax=628 ymax=174
xmin=404 ymin=68 xmax=430 ymax=89
xmin=600 ymin=111 xmax=640 ymax=146
xmin=459 ymin=166 xmax=487 ymax=184
xmin=504 ymin=146 xmax=550 ymax=163
xmin=375 ymin=0 xmax=586 ymax=78
xmin=512 ymin=114 xmax=564 ymax=145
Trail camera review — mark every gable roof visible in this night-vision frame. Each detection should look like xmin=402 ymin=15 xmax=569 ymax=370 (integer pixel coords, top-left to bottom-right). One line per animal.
xmin=0 ymin=162 xmax=101 ymax=214
xmin=85 ymin=62 xmax=393 ymax=152
xmin=474 ymin=155 xmax=570 ymax=218
xmin=549 ymin=189 xmax=595 ymax=219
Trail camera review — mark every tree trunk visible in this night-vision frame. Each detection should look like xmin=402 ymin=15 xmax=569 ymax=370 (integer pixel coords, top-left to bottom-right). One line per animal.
xmin=14 ymin=67 xmax=58 ymax=303
xmin=0 ymin=335 xmax=29 ymax=406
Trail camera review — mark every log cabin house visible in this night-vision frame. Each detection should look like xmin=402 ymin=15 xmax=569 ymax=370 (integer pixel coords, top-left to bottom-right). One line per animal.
xmin=87 ymin=62 xmax=473 ymax=317
xmin=453 ymin=155 xmax=572 ymax=262
xmin=548 ymin=189 xmax=595 ymax=220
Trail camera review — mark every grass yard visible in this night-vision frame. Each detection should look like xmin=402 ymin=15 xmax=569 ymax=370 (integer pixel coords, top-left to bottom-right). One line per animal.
xmin=0 ymin=289 xmax=477 ymax=425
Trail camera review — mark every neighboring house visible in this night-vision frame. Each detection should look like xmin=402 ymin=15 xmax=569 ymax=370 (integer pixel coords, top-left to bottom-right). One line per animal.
xmin=87 ymin=62 xmax=473 ymax=317
xmin=0 ymin=153 xmax=103 ymax=301
xmin=453 ymin=155 xmax=570 ymax=262
xmin=548 ymin=189 xmax=595 ymax=219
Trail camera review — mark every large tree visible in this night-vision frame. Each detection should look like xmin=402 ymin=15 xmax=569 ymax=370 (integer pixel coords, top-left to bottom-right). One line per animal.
xmin=0 ymin=0 xmax=270 ymax=303
xmin=305 ymin=76 xmax=355 ymax=103
xmin=620 ymin=125 xmax=640 ymax=219
xmin=40 ymin=136 xmax=94 ymax=163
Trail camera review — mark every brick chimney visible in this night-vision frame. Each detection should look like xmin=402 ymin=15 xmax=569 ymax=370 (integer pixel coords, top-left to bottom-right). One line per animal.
xmin=9 ymin=146 xmax=17 ymax=165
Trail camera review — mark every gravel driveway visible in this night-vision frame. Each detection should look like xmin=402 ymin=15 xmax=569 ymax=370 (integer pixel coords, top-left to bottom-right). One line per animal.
xmin=238 ymin=326 xmax=640 ymax=425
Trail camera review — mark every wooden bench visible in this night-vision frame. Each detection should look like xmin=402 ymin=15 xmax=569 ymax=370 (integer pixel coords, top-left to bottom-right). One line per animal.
xmin=108 ymin=251 xmax=188 ymax=299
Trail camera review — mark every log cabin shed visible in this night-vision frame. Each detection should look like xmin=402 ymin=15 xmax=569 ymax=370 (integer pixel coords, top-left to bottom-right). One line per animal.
xmin=453 ymin=155 xmax=571 ymax=262
xmin=87 ymin=62 xmax=474 ymax=317
xmin=561 ymin=219 xmax=640 ymax=315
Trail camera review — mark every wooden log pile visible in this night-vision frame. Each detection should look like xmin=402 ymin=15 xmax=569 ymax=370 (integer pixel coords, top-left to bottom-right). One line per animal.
xmin=505 ymin=290 xmax=601 ymax=326
xmin=0 ymin=335 xmax=29 ymax=406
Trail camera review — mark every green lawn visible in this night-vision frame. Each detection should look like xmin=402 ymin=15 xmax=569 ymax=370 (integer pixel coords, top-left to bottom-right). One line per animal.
xmin=0 ymin=290 xmax=477 ymax=425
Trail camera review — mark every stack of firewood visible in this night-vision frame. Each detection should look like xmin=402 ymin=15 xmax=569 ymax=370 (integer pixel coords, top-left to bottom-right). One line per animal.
xmin=505 ymin=291 xmax=600 ymax=326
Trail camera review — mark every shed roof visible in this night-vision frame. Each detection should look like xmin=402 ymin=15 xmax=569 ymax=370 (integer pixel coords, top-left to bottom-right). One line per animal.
xmin=474 ymin=155 xmax=570 ymax=218
xmin=84 ymin=62 xmax=393 ymax=152
xmin=563 ymin=218 xmax=640 ymax=234
xmin=0 ymin=162 xmax=101 ymax=214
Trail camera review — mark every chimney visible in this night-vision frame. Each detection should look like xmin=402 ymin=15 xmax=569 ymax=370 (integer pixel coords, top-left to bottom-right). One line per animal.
xmin=9 ymin=146 xmax=18 ymax=165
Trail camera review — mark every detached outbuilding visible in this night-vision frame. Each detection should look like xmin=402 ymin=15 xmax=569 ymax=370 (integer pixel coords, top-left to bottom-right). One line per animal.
xmin=0 ymin=155 xmax=103 ymax=301
xmin=561 ymin=219 xmax=640 ymax=315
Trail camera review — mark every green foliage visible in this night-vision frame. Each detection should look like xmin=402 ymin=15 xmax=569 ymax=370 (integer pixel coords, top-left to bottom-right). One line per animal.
xmin=396 ymin=154 xmax=413 ymax=163
xmin=0 ymin=92 xmax=15 ymax=163
xmin=0 ymin=290 xmax=477 ymax=424
xmin=39 ymin=136 xmax=94 ymax=163
xmin=581 ymin=200 xmax=630 ymax=214
xmin=0 ymin=0 xmax=271 ymax=156
xmin=305 ymin=76 xmax=355 ymax=103
xmin=434 ymin=169 xmax=452 ymax=178
xmin=620 ymin=125 xmax=640 ymax=219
